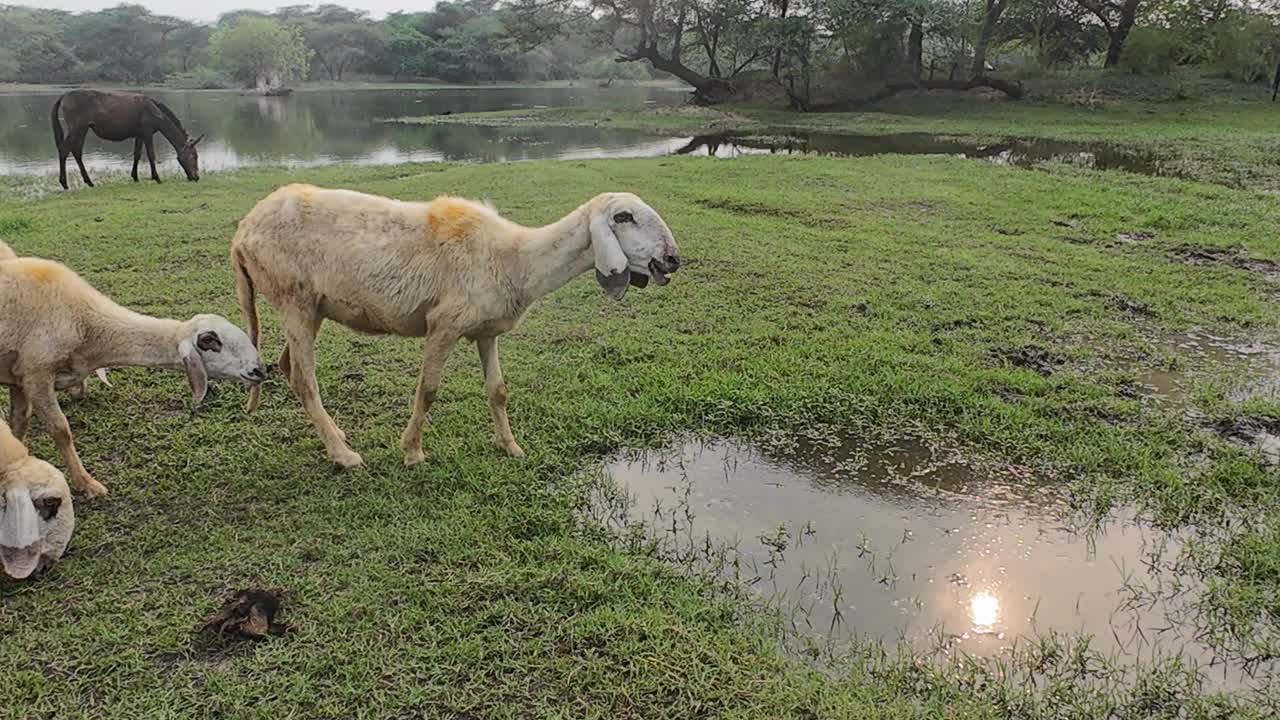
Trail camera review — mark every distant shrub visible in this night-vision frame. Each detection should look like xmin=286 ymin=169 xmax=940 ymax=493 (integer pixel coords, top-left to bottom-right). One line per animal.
xmin=170 ymin=66 xmax=229 ymax=89
xmin=1164 ymin=68 xmax=1203 ymax=101
xmin=1209 ymin=11 xmax=1279 ymax=84
xmin=1120 ymin=27 xmax=1186 ymax=76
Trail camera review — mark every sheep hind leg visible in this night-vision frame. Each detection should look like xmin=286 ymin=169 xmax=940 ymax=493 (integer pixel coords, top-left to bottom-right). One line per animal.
xmin=8 ymin=386 xmax=31 ymax=441
xmin=477 ymin=337 xmax=524 ymax=458
xmin=400 ymin=331 xmax=459 ymax=466
xmin=280 ymin=311 xmax=362 ymax=468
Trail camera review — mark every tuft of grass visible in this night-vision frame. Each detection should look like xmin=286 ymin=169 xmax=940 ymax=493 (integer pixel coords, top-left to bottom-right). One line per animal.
xmin=2 ymin=155 xmax=1278 ymax=717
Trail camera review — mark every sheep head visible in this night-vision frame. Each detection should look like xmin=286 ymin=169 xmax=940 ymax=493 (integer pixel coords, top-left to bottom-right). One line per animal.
xmin=589 ymin=193 xmax=682 ymax=300
xmin=180 ymin=314 xmax=266 ymax=405
xmin=0 ymin=454 xmax=74 ymax=580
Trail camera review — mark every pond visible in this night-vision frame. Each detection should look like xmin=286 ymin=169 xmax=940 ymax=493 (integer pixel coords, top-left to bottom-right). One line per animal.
xmin=0 ymin=85 xmax=689 ymax=175
xmin=673 ymin=131 xmax=1166 ymax=177
xmin=598 ymin=433 xmax=1274 ymax=692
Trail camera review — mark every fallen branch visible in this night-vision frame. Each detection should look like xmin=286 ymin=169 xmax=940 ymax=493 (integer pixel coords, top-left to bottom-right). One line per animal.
xmin=813 ymin=75 xmax=1024 ymax=112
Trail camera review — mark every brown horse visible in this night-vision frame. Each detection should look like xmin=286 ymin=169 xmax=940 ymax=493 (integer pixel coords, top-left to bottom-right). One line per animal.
xmin=51 ymin=89 xmax=204 ymax=190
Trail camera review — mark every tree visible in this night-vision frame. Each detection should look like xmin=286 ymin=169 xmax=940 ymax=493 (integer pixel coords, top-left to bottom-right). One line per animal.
xmin=1075 ymin=0 xmax=1144 ymax=67
xmin=971 ymin=0 xmax=1009 ymax=76
xmin=279 ymin=5 xmax=386 ymax=81
xmin=64 ymin=4 xmax=185 ymax=83
xmin=997 ymin=0 xmax=1101 ymax=67
xmin=511 ymin=0 xmax=753 ymax=102
xmin=168 ymin=23 xmax=213 ymax=74
xmin=381 ymin=22 xmax=437 ymax=79
xmin=210 ymin=15 xmax=312 ymax=88
xmin=432 ymin=16 xmax=519 ymax=81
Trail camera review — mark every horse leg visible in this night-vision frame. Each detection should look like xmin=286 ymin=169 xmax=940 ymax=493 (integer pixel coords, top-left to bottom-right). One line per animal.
xmin=131 ymin=138 xmax=142 ymax=182
xmin=57 ymin=128 xmax=75 ymax=190
xmin=68 ymin=126 xmax=93 ymax=188
xmin=144 ymin=136 xmax=160 ymax=183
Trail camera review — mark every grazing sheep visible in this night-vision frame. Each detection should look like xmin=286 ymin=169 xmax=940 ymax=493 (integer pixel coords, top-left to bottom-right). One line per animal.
xmin=0 ymin=241 xmax=266 ymax=497
xmin=232 ymin=185 xmax=682 ymax=467
xmin=0 ymin=243 xmax=109 ymax=400
xmin=1 ymin=417 xmax=74 ymax=580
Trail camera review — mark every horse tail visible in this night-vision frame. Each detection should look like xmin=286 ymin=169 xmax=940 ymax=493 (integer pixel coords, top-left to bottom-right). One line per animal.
xmin=50 ymin=95 xmax=65 ymax=151
xmin=232 ymin=243 xmax=264 ymax=413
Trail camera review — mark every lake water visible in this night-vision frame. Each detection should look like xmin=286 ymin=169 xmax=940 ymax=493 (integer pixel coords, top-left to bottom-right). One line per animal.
xmin=2 ymin=86 xmax=1182 ymax=181
xmin=0 ymin=85 xmax=690 ymax=175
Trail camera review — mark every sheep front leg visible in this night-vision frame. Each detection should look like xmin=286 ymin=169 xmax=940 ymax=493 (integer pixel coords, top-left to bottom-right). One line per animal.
xmin=477 ymin=337 xmax=524 ymax=458
xmin=8 ymin=386 xmax=30 ymax=441
xmin=24 ymin=376 xmax=107 ymax=497
xmin=400 ymin=332 xmax=458 ymax=466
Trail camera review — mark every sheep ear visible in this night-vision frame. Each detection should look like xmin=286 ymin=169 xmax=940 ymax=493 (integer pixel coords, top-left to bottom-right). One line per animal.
xmin=180 ymin=339 xmax=209 ymax=406
xmin=0 ymin=487 xmax=40 ymax=550
xmin=590 ymin=212 xmax=630 ymax=300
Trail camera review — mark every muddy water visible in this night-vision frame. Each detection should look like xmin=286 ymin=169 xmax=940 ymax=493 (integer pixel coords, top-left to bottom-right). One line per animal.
xmin=673 ymin=132 xmax=1164 ymax=177
xmin=1140 ymin=331 xmax=1280 ymax=408
xmin=604 ymin=435 xmax=1267 ymax=689
xmin=1139 ymin=331 xmax=1280 ymax=461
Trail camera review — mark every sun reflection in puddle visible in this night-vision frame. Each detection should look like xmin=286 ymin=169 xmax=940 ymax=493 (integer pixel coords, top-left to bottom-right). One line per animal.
xmin=969 ymin=591 xmax=1001 ymax=635
xmin=596 ymin=434 xmax=1274 ymax=690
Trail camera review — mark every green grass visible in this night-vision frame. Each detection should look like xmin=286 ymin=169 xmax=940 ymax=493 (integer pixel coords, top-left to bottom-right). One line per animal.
xmin=2 ymin=155 xmax=1279 ymax=717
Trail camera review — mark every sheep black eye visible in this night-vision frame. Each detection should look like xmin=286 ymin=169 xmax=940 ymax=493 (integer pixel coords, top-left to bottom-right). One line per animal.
xmin=613 ymin=212 xmax=634 ymax=225
xmin=197 ymin=331 xmax=222 ymax=353
xmin=34 ymin=497 xmax=61 ymax=521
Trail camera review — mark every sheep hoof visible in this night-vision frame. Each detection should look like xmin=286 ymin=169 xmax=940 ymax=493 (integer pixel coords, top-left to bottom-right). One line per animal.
xmin=493 ymin=436 xmax=525 ymax=458
xmin=403 ymin=448 xmax=426 ymax=466
xmin=76 ymin=475 xmax=109 ymax=498
xmin=330 ymin=449 xmax=364 ymax=469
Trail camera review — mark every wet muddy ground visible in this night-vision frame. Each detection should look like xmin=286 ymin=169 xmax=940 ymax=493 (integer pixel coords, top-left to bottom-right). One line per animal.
xmin=599 ymin=431 xmax=1274 ymax=691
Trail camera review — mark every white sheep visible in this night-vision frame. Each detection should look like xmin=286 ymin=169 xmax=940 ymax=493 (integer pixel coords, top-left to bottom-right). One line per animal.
xmin=0 ymin=241 xmax=266 ymax=497
xmin=1 ymin=417 xmax=74 ymax=580
xmin=1 ymin=242 xmax=110 ymax=399
xmin=231 ymin=185 xmax=682 ymax=467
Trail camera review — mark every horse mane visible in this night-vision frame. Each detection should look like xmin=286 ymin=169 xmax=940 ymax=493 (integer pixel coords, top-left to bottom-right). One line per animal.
xmin=150 ymin=98 xmax=186 ymax=134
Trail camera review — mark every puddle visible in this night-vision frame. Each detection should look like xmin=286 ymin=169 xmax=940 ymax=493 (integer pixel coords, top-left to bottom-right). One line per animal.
xmin=1140 ymin=332 xmax=1280 ymax=407
xmin=600 ymin=435 xmax=1272 ymax=690
xmin=673 ymin=132 xmax=1165 ymax=177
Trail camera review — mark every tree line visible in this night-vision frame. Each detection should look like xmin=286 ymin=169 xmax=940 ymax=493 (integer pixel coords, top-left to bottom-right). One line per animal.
xmin=0 ymin=1 xmax=652 ymax=88
xmin=509 ymin=0 xmax=1280 ymax=107
xmin=1 ymin=0 xmax=1276 ymax=107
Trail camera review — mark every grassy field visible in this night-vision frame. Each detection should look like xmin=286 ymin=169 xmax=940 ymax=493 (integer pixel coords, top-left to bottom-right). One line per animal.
xmin=2 ymin=154 xmax=1279 ymax=717
xmin=392 ymin=72 xmax=1280 ymax=193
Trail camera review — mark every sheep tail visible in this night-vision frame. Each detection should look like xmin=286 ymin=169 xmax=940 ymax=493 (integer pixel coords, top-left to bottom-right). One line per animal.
xmin=232 ymin=245 xmax=263 ymax=413
xmin=0 ymin=240 xmax=15 ymax=261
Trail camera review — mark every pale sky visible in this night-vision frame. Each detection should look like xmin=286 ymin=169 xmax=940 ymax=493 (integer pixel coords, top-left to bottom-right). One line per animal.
xmin=20 ymin=0 xmax=432 ymax=23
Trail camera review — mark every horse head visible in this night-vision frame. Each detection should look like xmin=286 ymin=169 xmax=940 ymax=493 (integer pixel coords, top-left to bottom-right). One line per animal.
xmin=178 ymin=133 xmax=204 ymax=182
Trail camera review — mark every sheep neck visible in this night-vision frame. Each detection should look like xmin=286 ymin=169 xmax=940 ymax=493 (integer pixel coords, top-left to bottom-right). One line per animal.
xmin=517 ymin=203 xmax=595 ymax=302
xmin=88 ymin=309 xmax=186 ymax=370
xmin=0 ymin=423 xmax=27 ymax=468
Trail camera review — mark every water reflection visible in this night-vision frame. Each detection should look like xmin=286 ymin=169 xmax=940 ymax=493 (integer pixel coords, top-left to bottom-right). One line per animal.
xmin=674 ymin=131 xmax=1167 ymax=177
xmin=601 ymin=435 xmax=1272 ymax=690
xmin=0 ymin=86 xmax=686 ymax=174
xmin=968 ymin=590 xmax=1000 ymax=635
